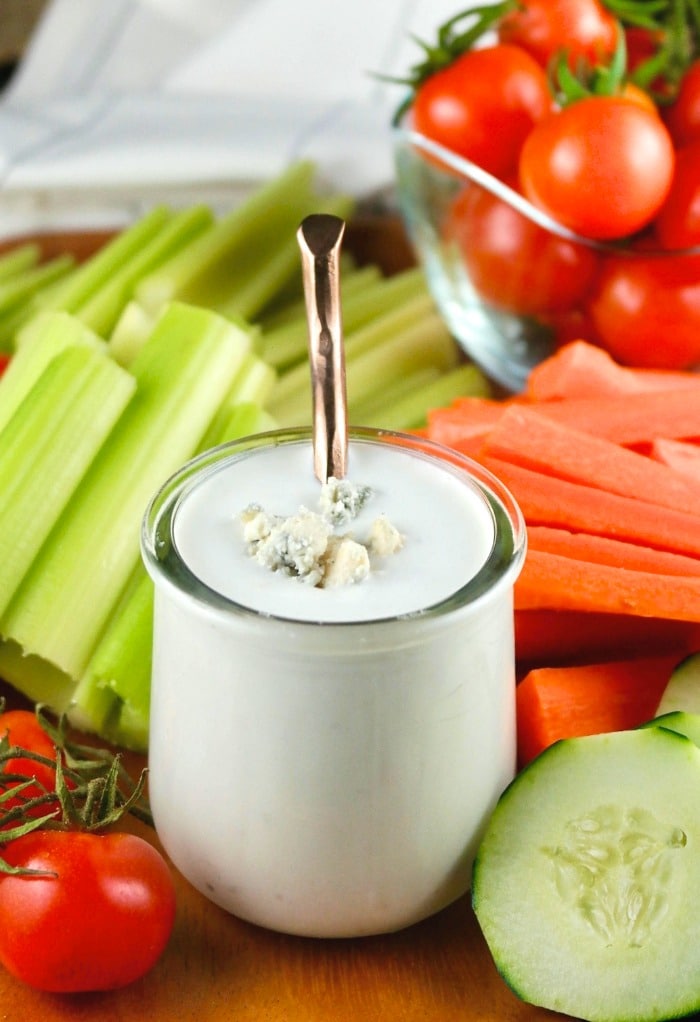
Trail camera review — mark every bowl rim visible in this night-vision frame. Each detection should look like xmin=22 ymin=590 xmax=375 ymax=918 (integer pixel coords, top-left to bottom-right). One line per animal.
xmin=393 ymin=125 xmax=700 ymax=259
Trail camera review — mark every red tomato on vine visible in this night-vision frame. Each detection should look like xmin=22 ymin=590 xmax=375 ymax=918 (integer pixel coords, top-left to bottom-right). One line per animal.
xmin=654 ymin=141 xmax=700 ymax=250
xmin=518 ymin=96 xmax=675 ymax=240
xmin=447 ymin=184 xmax=599 ymax=315
xmin=411 ymin=44 xmax=552 ymax=177
xmin=0 ymin=830 xmax=176 ymax=992
xmin=0 ymin=709 xmax=58 ymax=818
xmin=665 ymin=61 xmax=700 ymax=146
xmin=587 ymin=252 xmax=700 ymax=369
xmin=497 ymin=0 xmax=617 ymax=69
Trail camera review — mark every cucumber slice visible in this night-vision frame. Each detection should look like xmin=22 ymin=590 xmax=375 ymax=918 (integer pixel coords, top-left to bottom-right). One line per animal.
xmin=657 ymin=652 xmax=700 ymax=716
xmin=641 ymin=711 xmax=700 ymax=748
xmin=472 ymin=728 xmax=700 ymax=1022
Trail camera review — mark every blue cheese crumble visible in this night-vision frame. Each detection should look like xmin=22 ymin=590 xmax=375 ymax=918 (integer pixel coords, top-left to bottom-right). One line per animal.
xmin=239 ymin=477 xmax=403 ymax=588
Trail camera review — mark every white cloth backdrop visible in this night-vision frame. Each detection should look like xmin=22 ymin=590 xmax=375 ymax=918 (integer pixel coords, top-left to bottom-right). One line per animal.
xmin=0 ymin=0 xmax=486 ymax=234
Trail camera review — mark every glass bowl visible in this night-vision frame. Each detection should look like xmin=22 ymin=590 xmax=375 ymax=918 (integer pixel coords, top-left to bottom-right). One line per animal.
xmin=393 ymin=126 xmax=698 ymax=392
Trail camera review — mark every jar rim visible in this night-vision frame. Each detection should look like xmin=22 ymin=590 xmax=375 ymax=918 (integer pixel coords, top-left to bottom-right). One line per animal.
xmin=141 ymin=425 xmax=527 ymax=628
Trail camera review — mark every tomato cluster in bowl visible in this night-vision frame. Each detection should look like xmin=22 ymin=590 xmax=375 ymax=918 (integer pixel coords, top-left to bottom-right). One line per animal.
xmin=392 ymin=0 xmax=700 ymax=380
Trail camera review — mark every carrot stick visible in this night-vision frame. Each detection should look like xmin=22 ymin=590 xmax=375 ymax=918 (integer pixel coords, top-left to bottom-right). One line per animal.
xmin=526 ymin=340 xmax=700 ymax=401
xmin=527 ymin=526 xmax=700 ymax=576
xmin=515 ymin=549 xmax=700 ymax=621
xmin=527 ymin=388 xmax=700 ymax=445
xmin=426 ymin=397 xmax=506 ymax=448
xmin=650 ymin=437 xmax=700 ymax=481
xmin=480 ymin=405 xmax=700 ymax=515
xmin=516 ymin=654 xmax=681 ymax=765
xmin=515 ymin=609 xmax=700 ymax=665
xmin=483 ymin=456 xmax=700 ymax=557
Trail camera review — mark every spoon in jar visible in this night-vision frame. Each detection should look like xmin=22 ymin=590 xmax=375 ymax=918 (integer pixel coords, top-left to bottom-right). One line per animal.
xmin=297 ymin=213 xmax=348 ymax=483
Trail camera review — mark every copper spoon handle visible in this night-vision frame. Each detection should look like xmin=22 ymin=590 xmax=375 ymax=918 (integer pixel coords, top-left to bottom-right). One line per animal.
xmin=297 ymin=213 xmax=348 ymax=483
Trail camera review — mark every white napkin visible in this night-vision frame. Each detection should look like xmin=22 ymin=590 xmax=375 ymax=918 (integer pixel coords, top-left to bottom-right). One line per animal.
xmin=0 ymin=0 xmax=465 ymax=235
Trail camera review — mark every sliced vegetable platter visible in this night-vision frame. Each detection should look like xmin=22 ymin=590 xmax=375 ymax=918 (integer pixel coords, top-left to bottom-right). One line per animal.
xmin=1 ymin=162 xmax=700 ymax=1022
xmin=0 ymin=208 xmax=562 ymax=1022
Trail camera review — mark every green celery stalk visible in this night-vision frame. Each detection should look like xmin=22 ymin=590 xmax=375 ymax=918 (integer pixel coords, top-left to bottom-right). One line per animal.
xmin=0 ymin=639 xmax=74 ymax=712
xmin=135 ymin=162 xmax=321 ymax=315
xmin=268 ymin=291 xmax=437 ymax=410
xmin=70 ymin=566 xmax=154 ymax=748
xmin=16 ymin=205 xmax=172 ymax=330
xmin=215 ymin=193 xmax=354 ymax=322
xmin=270 ymin=312 xmax=458 ymax=426
xmin=260 ymin=265 xmax=427 ymax=372
xmin=0 ymin=312 xmax=105 ymax=433
xmin=354 ymin=363 xmax=491 ymax=431
xmin=260 ymin=261 xmax=379 ymax=333
xmin=199 ymin=352 xmax=275 ymax=451
xmin=345 ymin=316 xmax=459 ymax=418
xmin=0 ymin=275 xmax=83 ymax=351
xmin=74 ymin=400 xmax=279 ymax=749
xmin=107 ymin=300 xmax=157 ymax=366
xmin=0 ymin=345 xmax=135 ymax=615
xmin=0 ymin=243 xmax=41 ymax=281
xmin=212 ymin=401 xmax=278 ymax=439
xmin=1 ymin=302 xmax=252 ymax=681
xmin=227 ymin=351 xmax=276 ymax=404
xmin=0 ymin=255 xmax=75 ymax=319
xmin=75 ymin=205 xmax=214 ymax=336
xmin=352 ymin=366 xmax=443 ymax=423
xmin=0 ymin=257 xmax=78 ymax=351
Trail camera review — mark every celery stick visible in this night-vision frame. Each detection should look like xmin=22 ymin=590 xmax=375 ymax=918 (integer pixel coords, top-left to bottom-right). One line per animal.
xmin=0 ymin=312 xmax=105 ymax=433
xmin=0 ymin=243 xmax=41 ymax=281
xmin=354 ymin=363 xmax=492 ymax=431
xmin=352 ymin=367 xmax=443 ymax=424
xmin=2 ymin=302 xmax=251 ymax=680
xmin=70 ymin=566 xmax=153 ymax=747
xmin=215 ymin=193 xmax=354 ymax=321
xmin=75 ymin=205 xmax=214 ymax=336
xmin=74 ymin=401 xmax=278 ymax=748
xmin=268 ymin=293 xmax=441 ymax=418
xmin=0 ymin=255 xmax=75 ymax=317
xmin=260 ymin=262 xmax=379 ymax=333
xmin=198 ymin=354 xmax=275 ymax=455
xmin=0 ymin=639 xmax=74 ymax=712
xmin=1 ymin=276 xmax=83 ymax=352
xmin=213 ymin=401 xmax=277 ymax=439
xmin=17 ymin=205 xmax=172 ymax=328
xmin=107 ymin=300 xmax=157 ymax=366
xmin=229 ymin=352 xmax=276 ymax=404
xmin=0 ymin=345 xmax=135 ymax=615
xmin=0 ymin=258 xmax=78 ymax=351
xmin=135 ymin=162 xmax=320 ymax=315
xmin=260 ymin=265 xmax=427 ymax=372
xmin=271 ymin=311 xmax=458 ymax=426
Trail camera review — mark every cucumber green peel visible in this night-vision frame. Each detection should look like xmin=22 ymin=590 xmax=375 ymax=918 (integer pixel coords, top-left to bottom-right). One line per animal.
xmin=473 ymin=727 xmax=700 ymax=1022
xmin=656 ymin=652 xmax=700 ymax=717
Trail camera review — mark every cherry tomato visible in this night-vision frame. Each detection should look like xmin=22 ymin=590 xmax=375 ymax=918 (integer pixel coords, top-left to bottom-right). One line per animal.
xmin=0 ymin=709 xmax=58 ymax=817
xmin=587 ymin=252 xmax=700 ymax=369
xmin=654 ymin=141 xmax=700 ymax=250
xmin=447 ymin=184 xmax=598 ymax=315
xmin=0 ymin=830 xmax=176 ymax=992
xmin=497 ymin=0 xmax=617 ymax=69
xmin=518 ymin=97 xmax=675 ymax=240
xmin=411 ymin=44 xmax=552 ymax=178
xmin=618 ymin=82 xmax=658 ymax=114
xmin=665 ymin=60 xmax=700 ymax=146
